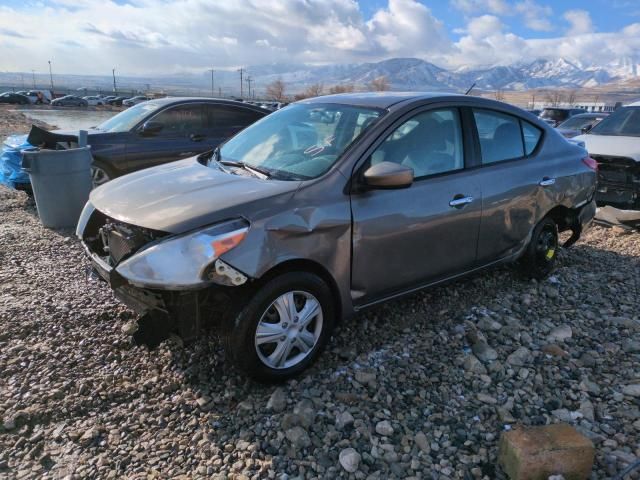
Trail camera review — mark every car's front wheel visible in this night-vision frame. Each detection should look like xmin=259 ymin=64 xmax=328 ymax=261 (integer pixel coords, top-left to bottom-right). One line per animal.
xmin=519 ymin=217 xmax=558 ymax=279
xmin=224 ymin=272 xmax=335 ymax=382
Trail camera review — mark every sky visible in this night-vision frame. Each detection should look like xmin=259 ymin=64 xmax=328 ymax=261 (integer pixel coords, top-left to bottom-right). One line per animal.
xmin=0 ymin=0 xmax=639 ymax=76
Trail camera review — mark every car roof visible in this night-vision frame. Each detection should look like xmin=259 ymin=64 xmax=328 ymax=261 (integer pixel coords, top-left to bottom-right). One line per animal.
xmin=143 ymin=96 xmax=267 ymax=113
xmin=572 ymin=112 xmax=608 ymax=118
xmin=299 ymin=92 xmax=465 ymax=109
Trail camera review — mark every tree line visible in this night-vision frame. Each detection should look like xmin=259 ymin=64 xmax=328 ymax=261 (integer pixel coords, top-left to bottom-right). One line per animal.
xmin=264 ymin=76 xmax=390 ymax=102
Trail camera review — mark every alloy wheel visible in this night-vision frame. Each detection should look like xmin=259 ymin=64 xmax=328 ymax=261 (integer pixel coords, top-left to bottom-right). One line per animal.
xmin=91 ymin=166 xmax=110 ymax=188
xmin=254 ymin=290 xmax=323 ymax=370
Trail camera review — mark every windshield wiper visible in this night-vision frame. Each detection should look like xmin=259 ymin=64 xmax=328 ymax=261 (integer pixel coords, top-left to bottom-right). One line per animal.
xmin=218 ymin=158 xmax=272 ymax=179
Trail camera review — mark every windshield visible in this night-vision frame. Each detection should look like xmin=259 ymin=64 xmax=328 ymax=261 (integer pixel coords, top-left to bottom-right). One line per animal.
xmin=540 ymin=109 xmax=568 ymax=121
xmin=558 ymin=116 xmax=599 ymax=130
xmin=96 ymin=102 xmax=162 ymax=132
xmin=218 ymin=103 xmax=382 ymax=180
xmin=589 ymin=107 xmax=640 ymax=137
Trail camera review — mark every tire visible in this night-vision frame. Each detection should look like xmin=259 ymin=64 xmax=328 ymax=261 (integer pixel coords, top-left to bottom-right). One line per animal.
xmin=224 ymin=272 xmax=335 ymax=382
xmin=91 ymin=161 xmax=116 ymax=188
xmin=519 ymin=217 xmax=559 ymax=280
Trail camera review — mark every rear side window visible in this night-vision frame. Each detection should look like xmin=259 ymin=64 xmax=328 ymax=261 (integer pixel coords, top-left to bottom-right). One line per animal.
xmin=473 ymin=109 xmax=524 ymax=164
xmin=208 ymin=105 xmax=265 ymax=128
xmin=522 ymin=121 xmax=542 ymax=155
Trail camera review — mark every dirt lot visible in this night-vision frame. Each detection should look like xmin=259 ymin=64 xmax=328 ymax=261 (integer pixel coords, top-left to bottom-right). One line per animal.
xmin=0 ymin=183 xmax=638 ymax=479
xmin=0 ymin=104 xmax=53 ymax=140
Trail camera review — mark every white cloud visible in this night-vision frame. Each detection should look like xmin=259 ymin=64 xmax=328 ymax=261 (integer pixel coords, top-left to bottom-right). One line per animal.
xmin=564 ymin=9 xmax=594 ymax=36
xmin=514 ymin=0 xmax=553 ymax=31
xmin=451 ymin=0 xmax=511 ymax=16
xmin=451 ymin=0 xmax=554 ymax=32
xmin=0 ymin=0 xmax=638 ymax=77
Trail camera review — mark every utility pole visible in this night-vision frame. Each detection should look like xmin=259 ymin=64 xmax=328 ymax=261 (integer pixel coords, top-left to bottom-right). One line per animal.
xmin=209 ymin=68 xmax=215 ymax=97
xmin=218 ymin=87 xmax=222 ymax=97
xmin=237 ymin=68 xmax=244 ymax=98
xmin=20 ymin=73 xmax=24 ymax=89
xmin=48 ymin=60 xmax=54 ymax=92
xmin=112 ymin=68 xmax=117 ymax=94
xmin=31 ymin=70 xmax=36 ymax=89
xmin=245 ymin=76 xmax=254 ymax=99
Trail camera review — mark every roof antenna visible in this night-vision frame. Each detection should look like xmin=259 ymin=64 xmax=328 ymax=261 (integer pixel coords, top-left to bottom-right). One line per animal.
xmin=465 ymin=82 xmax=476 ymax=95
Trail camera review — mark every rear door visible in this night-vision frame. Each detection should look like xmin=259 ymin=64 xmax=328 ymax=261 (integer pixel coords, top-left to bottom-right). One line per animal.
xmin=125 ymin=103 xmax=209 ymax=171
xmin=204 ymin=104 xmax=266 ymax=149
xmin=350 ymin=106 xmax=482 ymax=305
xmin=469 ymin=108 xmax=551 ymax=264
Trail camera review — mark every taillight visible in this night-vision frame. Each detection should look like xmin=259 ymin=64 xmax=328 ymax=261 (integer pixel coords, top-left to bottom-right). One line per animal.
xmin=582 ymin=156 xmax=598 ymax=171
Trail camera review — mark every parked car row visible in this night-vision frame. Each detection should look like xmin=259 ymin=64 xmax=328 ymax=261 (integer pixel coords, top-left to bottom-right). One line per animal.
xmin=72 ymin=93 xmax=598 ymax=381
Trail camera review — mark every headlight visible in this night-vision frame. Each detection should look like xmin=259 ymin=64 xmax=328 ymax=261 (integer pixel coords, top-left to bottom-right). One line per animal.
xmin=76 ymin=201 xmax=95 ymax=239
xmin=116 ymin=218 xmax=248 ymax=289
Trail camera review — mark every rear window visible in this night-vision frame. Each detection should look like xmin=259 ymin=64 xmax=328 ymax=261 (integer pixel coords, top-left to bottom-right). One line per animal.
xmin=540 ymin=109 xmax=568 ymax=121
xmin=207 ymin=105 xmax=265 ymax=128
xmin=522 ymin=121 xmax=542 ymax=155
xmin=590 ymin=107 xmax=640 ymax=137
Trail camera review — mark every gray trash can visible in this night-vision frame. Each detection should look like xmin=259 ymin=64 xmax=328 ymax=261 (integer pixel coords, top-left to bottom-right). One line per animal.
xmin=22 ymin=147 xmax=93 ymax=228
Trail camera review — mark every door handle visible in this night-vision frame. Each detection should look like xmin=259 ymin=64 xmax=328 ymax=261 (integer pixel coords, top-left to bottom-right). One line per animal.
xmin=190 ymin=133 xmax=205 ymax=142
xmin=449 ymin=195 xmax=474 ymax=208
xmin=539 ymin=177 xmax=556 ymax=187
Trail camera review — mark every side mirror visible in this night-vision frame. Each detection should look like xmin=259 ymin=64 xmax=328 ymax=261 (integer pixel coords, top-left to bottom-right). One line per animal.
xmin=362 ymin=161 xmax=414 ymax=189
xmin=581 ymin=125 xmax=593 ymax=134
xmin=139 ymin=121 xmax=163 ymax=136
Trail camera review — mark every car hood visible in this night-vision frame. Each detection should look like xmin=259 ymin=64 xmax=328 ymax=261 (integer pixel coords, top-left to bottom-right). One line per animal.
xmin=574 ymin=134 xmax=640 ymax=161
xmin=89 ymin=157 xmax=300 ymax=233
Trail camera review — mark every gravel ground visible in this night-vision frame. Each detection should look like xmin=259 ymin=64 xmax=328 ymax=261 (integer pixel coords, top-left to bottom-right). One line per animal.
xmin=0 ymin=185 xmax=639 ymax=479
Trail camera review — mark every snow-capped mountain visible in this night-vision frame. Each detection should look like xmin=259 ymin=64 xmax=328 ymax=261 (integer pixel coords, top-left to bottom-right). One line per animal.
xmin=243 ymin=56 xmax=640 ymax=93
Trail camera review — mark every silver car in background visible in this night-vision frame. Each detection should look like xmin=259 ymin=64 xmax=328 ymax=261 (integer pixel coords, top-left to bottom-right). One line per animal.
xmin=77 ymin=93 xmax=597 ymax=381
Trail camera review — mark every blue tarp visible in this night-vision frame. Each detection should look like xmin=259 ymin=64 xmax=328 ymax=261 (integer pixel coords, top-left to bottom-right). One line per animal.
xmin=0 ymin=135 xmax=36 ymax=188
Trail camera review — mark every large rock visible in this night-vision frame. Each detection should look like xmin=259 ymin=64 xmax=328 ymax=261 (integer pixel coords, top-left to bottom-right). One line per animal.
xmin=498 ymin=424 xmax=594 ymax=480
xmin=267 ymin=388 xmax=287 ymax=413
xmin=375 ymin=420 xmax=394 ymax=436
xmin=285 ymin=426 xmax=311 ymax=450
xmin=506 ymin=347 xmax=532 ymax=367
xmin=472 ymin=341 xmax=498 ymax=363
xmin=339 ymin=448 xmax=361 ymax=473
xmin=622 ymin=384 xmax=640 ymax=397
xmin=548 ymin=325 xmax=572 ymax=343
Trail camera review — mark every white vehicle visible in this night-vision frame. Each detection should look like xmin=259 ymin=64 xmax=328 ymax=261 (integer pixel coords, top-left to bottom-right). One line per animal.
xmin=574 ymin=104 xmax=640 ymax=209
xmin=25 ymin=90 xmax=52 ymax=104
xmin=122 ymin=95 xmax=149 ymax=107
xmin=83 ymin=96 xmax=104 ymax=106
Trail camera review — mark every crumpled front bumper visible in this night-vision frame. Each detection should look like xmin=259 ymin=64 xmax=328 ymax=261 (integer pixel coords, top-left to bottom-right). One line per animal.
xmin=84 ymin=244 xmax=215 ymax=341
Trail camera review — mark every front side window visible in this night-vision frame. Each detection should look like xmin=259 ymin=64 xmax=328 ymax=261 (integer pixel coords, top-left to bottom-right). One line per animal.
xmin=371 ymin=108 xmax=464 ymax=178
xmin=151 ymin=105 xmax=206 ymax=135
xmin=473 ymin=109 xmax=525 ymax=164
xmin=219 ymin=103 xmax=382 ymax=180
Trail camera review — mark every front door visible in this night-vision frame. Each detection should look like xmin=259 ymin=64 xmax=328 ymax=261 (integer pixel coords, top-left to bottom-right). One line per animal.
xmin=126 ymin=104 xmax=210 ymax=171
xmin=350 ymin=107 xmax=482 ymax=305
